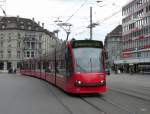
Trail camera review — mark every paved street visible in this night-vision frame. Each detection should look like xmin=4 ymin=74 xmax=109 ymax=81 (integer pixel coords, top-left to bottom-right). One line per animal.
xmin=0 ymin=73 xmax=150 ymax=114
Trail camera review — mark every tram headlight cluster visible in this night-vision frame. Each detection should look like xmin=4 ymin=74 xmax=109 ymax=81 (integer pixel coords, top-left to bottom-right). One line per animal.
xmin=75 ymin=80 xmax=105 ymax=86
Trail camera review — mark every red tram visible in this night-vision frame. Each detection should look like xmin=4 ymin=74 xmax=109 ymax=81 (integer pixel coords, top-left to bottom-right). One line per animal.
xmin=20 ymin=39 xmax=107 ymax=94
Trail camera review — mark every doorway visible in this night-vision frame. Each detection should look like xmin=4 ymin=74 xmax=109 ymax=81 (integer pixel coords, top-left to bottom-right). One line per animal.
xmin=0 ymin=62 xmax=4 ymax=70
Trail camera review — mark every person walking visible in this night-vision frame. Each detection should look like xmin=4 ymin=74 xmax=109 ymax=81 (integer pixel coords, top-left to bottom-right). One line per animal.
xmin=14 ymin=68 xmax=16 ymax=74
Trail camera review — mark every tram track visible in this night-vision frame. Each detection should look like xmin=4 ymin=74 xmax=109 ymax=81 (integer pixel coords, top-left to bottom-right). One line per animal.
xmin=31 ymin=76 xmax=150 ymax=114
xmin=79 ymin=94 xmax=135 ymax=114
xmin=47 ymin=86 xmax=106 ymax=114
xmin=48 ymin=85 xmax=150 ymax=114
xmin=45 ymin=83 xmax=143 ymax=114
xmin=141 ymin=87 xmax=150 ymax=92
xmin=50 ymin=92 xmax=73 ymax=114
xmin=133 ymin=85 xmax=150 ymax=92
xmin=46 ymin=85 xmax=110 ymax=114
xmin=109 ymin=87 xmax=150 ymax=102
xmin=118 ymin=84 xmax=150 ymax=93
xmin=97 ymin=95 xmax=136 ymax=114
xmin=79 ymin=96 xmax=107 ymax=114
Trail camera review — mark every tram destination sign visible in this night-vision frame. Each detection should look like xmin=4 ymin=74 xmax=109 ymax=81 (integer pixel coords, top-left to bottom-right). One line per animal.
xmin=72 ymin=40 xmax=103 ymax=48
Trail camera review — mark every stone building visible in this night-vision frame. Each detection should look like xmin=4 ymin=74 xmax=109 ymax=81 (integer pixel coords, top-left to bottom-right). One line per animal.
xmin=104 ymin=25 xmax=122 ymax=69
xmin=0 ymin=16 xmax=56 ymax=72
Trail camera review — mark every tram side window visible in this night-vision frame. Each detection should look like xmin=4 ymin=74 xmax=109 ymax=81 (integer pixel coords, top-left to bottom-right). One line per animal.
xmin=45 ymin=61 xmax=51 ymax=73
xmin=43 ymin=62 xmax=46 ymax=70
xmin=25 ymin=63 xmax=29 ymax=69
xmin=31 ymin=62 xmax=36 ymax=70
xmin=50 ymin=60 xmax=55 ymax=74
xmin=25 ymin=63 xmax=30 ymax=69
xmin=66 ymin=48 xmax=73 ymax=76
xmin=47 ymin=60 xmax=53 ymax=73
xmin=43 ymin=61 xmax=51 ymax=73
xmin=38 ymin=61 xmax=41 ymax=69
xmin=23 ymin=63 xmax=26 ymax=69
xmin=60 ymin=59 xmax=66 ymax=75
xmin=56 ymin=58 xmax=66 ymax=75
xmin=29 ymin=63 xmax=32 ymax=70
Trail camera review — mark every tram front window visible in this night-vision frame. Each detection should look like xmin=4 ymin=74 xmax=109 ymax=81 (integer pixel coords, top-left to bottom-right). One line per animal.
xmin=73 ymin=47 xmax=103 ymax=73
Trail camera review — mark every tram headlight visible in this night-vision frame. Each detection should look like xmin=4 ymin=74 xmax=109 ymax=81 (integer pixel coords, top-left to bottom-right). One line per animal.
xmin=100 ymin=80 xmax=104 ymax=83
xmin=75 ymin=80 xmax=82 ymax=86
xmin=100 ymin=80 xmax=105 ymax=85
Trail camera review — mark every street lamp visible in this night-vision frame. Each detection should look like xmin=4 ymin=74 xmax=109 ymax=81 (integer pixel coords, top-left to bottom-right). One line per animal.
xmin=0 ymin=6 xmax=6 ymax=16
xmin=54 ymin=17 xmax=72 ymax=42
xmin=86 ymin=1 xmax=103 ymax=40
xmin=57 ymin=22 xmax=72 ymax=42
xmin=87 ymin=7 xmax=100 ymax=40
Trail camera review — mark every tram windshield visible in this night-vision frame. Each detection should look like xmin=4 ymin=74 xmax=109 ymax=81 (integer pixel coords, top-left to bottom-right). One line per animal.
xmin=73 ymin=47 xmax=103 ymax=73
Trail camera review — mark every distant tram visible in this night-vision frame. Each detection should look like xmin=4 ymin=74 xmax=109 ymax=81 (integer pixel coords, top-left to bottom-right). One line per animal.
xmin=20 ymin=39 xmax=107 ymax=94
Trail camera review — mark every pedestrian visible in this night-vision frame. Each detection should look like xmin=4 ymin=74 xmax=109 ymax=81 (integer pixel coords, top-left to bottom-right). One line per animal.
xmin=130 ymin=67 xmax=133 ymax=75
xmin=8 ymin=67 xmax=13 ymax=73
xmin=14 ymin=68 xmax=16 ymax=74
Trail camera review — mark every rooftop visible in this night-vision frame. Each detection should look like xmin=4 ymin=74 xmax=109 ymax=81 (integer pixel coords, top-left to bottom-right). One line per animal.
xmin=107 ymin=25 xmax=122 ymax=37
xmin=0 ymin=16 xmax=54 ymax=37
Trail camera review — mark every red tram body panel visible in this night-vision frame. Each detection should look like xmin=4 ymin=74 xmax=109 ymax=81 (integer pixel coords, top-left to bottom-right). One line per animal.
xmin=20 ymin=40 xmax=107 ymax=94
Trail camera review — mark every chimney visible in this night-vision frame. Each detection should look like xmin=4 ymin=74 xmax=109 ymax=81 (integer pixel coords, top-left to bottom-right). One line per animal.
xmin=42 ymin=23 xmax=44 ymax=28
xmin=32 ymin=17 xmax=35 ymax=21
xmin=17 ymin=15 xmax=19 ymax=21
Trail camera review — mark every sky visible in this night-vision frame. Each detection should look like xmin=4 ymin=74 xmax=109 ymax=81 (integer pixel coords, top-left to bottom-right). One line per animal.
xmin=1 ymin=0 xmax=130 ymax=41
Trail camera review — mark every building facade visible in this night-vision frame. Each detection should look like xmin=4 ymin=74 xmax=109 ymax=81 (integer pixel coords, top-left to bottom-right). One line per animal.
xmin=0 ymin=16 xmax=56 ymax=72
xmin=104 ymin=25 xmax=122 ymax=69
xmin=117 ymin=0 xmax=150 ymax=72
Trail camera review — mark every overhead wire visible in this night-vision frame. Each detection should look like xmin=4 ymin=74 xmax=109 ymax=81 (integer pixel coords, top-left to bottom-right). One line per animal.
xmin=97 ymin=9 xmax=122 ymax=24
xmin=73 ymin=1 xmax=122 ymax=36
xmin=74 ymin=8 xmax=122 ymax=37
xmin=55 ymin=0 xmax=122 ymax=38
xmin=72 ymin=29 xmax=89 ymax=37
xmin=65 ymin=0 xmax=89 ymax=23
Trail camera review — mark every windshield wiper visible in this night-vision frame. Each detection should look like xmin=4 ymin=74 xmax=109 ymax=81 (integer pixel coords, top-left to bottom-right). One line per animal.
xmin=90 ymin=58 xmax=92 ymax=72
xmin=75 ymin=61 xmax=87 ymax=72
